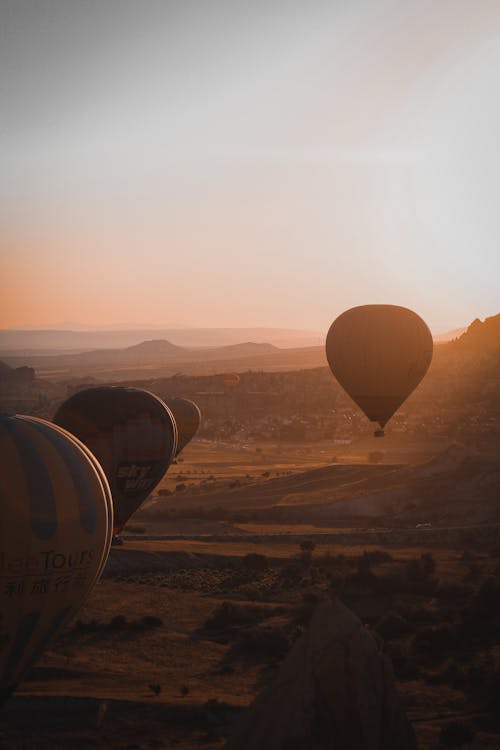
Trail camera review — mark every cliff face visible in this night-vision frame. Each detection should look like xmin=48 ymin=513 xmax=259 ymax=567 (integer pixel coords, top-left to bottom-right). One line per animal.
xmin=225 ymin=595 xmax=416 ymax=750
xmin=454 ymin=314 xmax=500 ymax=353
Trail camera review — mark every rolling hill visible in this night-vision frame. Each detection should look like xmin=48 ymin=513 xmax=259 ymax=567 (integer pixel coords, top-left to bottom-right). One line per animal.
xmin=141 ymin=445 xmax=500 ymax=527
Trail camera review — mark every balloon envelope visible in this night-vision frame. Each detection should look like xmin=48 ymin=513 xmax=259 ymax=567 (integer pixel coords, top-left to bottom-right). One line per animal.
xmin=54 ymin=387 xmax=177 ymax=534
xmin=163 ymin=398 xmax=201 ymax=455
xmin=223 ymin=373 xmax=240 ymax=386
xmin=325 ymin=305 xmax=433 ymax=430
xmin=0 ymin=414 xmax=112 ymax=704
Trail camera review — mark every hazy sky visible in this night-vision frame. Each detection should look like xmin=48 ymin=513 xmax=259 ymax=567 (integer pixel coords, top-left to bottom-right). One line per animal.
xmin=2 ymin=0 xmax=500 ymax=334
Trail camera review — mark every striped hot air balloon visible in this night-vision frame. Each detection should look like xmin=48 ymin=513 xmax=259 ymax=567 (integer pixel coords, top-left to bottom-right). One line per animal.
xmin=163 ymin=397 xmax=201 ymax=456
xmin=54 ymin=387 xmax=177 ymax=535
xmin=0 ymin=414 xmax=112 ymax=706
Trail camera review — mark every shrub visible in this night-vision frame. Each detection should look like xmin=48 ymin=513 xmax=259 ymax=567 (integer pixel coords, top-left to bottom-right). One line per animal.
xmin=412 ymin=624 xmax=458 ymax=662
xmin=241 ymin=553 xmax=269 ymax=571
xmin=126 ymin=525 xmax=146 ymax=534
xmin=238 ymin=585 xmax=263 ymax=601
xmin=454 ymin=659 xmax=500 ymax=719
xmin=227 ymin=626 xmax=290 ymax=663
xmin=439 ymin=720 xmax=475 ymax=749
xmin=405 ymin=554 xmax=438 ymax=595
xmin=460 ymin=576 xmax=500 ymax=637
xmin=293 ymin=592 xmax=319 ymax=627
xmin=327 ymin=572 xmax=346 ymax=594
xmin=109 ymin=615 xmax=127 ymax=630
xmin=375 ymin=612 xmax=412 ymax=640
xmin=363 ymin=549 xmax=394 ymax=564
xmin=476 ymin=576 xmax=500 ymax=616
xmin=386 ymin=643 xmax=419 ymax=680
xmin=300 ymin=540 xmax=316 ymax=553
xmin=396 ymin=603 xmax=439 ymax=625
xmin=376 ymin=569 xmax=406 ymax=595
xmin=299 ymin=540 xmax=316 ymax=568
xmin=316 ymin=551 xmax=347 ymax=569
xmin=347 ymin=553 xmax=378 ymax=589
xmin=73 ymin=618 xmax=100 ymax=632
xmin=279 ymin=564 xmax=301 ymax=584
xmin=420 ymin=552 xmax=436 ymax=576
xmin=204 ymin=601 xmax=267 ymax=631
xmin=435 ymin=582 xmax=474 ymax=601
xmin=140 ymin=615 xmax=163 ymax=628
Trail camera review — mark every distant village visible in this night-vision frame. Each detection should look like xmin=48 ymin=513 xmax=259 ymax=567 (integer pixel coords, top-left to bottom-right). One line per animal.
xmin=2 ymin=317 xmax=499 ymax=454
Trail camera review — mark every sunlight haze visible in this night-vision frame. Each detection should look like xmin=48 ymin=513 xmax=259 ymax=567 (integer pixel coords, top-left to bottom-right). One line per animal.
xmin=2 ymin=0 xmax=500 ymax=333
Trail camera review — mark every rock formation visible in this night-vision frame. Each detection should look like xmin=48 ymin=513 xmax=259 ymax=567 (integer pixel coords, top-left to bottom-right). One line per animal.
xmin=225 ymin=594 xmax=416 ymax=750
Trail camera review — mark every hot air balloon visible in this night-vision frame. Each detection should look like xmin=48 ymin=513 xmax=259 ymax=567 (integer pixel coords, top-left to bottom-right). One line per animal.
xmin=163 ymin=397 xmax=201 ymax=455
xmin=54 ymin=387 xmax=177 ymax=535
xmin=223 ymin=373 xmax=240 ymax=387
xmin=0 ymin=414 xmax=112 ymax=706
xmin=325 ymin=305 xmax=433 ymax=436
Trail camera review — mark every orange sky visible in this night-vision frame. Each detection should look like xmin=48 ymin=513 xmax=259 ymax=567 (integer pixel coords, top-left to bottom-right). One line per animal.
xmin=2 ymin=1 xmax=500 ymax=334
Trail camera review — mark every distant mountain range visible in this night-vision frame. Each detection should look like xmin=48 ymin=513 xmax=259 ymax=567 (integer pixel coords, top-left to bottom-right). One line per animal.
xmin=0 ymin=322 xmax=474 ymax=355
xmin=2 ymin=339 xmax=280 ymax=366
xmin=0 ymin=338 xmax=307 ymax=382
xmin=1 ymin=315 xmax=498 ymax=384
xmin=0 ymin=327 xmax=323 ymax=353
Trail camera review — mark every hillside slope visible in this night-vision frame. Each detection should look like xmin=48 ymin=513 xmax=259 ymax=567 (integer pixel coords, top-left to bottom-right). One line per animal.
xmin=142 ymin=445 xmax=500 ymax=526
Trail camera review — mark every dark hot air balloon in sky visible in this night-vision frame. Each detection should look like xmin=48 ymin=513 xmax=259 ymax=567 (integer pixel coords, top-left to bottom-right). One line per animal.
xmin=163 ymin=397 xmax=201 ymax=455
xmin=325 ymin=305 xmax=433 ymax=436
xmin=54 ymin=387 xmax=177 ymax=534
xmin=223 ymin=373 xmax=240 ymax=387
xmin=0 ymin=414 xmax=112 ymax=706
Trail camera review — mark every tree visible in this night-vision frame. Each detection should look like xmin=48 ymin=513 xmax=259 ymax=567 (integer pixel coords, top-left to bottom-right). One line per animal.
xmin=299 ymin=540 xmax=316 ymax=568
xmin=439 ymin=721 xmax=475 ymax=749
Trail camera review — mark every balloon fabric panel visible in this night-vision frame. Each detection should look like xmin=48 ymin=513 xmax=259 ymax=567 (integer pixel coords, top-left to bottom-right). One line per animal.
xmin=0 ymin=416 xmax=111 ymax=700
xmin=24 ymin=417 xmax=114 ymax=580
xmin=28 ymin=419 xmax=98 ymax=534
xmin=1 ymin=420 xmax=57 ymax=541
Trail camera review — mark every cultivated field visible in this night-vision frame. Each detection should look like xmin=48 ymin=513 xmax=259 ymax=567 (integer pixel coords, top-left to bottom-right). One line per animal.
xmin=3 ymin=438 xmax=500 ymax=749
